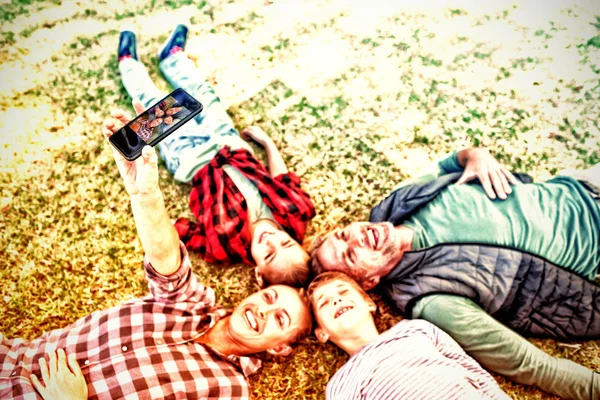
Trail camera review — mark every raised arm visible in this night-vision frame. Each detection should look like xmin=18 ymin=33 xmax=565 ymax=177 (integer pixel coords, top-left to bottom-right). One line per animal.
xmin=102 ymin=101 xmax=180 ymax=276
xmin=241 ymin=126 xmax=288 ymax=177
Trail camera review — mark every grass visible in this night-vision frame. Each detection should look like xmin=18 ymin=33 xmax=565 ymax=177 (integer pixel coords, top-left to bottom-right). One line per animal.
xmin=1 ymin=0 xmax=600 ymax=399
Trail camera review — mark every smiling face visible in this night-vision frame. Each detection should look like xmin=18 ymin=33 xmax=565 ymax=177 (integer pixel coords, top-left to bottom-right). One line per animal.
xmin=154 ymin=108 xmax=165 ymax=117
xmin=166 ymin=106 xmax=182 ymax=115
xmin=228 ymin=285 xmax=312 ymax=355
xmin=164 ymin=116 xmax=174 ymax=125
xmin=307 ymin=272 xmax=376 ymax=344
xmin=149 ymin=118 xmax=162 ymax=128
xmin=250 ymin=219 xmax=310 ymax=287
xmin=315 ymin=222 xmax=403 ymax=289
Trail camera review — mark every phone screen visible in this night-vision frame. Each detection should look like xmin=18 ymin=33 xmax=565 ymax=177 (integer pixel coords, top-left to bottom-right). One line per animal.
xmin=109 ymin=88 xmax=202 ymax=160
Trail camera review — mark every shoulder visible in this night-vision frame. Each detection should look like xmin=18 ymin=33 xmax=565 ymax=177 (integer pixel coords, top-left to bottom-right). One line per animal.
xmin=326 ymin=352 xmax=371 ymax=398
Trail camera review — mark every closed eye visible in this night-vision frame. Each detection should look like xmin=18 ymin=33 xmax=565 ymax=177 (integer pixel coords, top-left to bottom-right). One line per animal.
xmin=343 ymin=249 xmax=354 ymax=267
xmin=266 ymin=251 xmax=275 ymax=263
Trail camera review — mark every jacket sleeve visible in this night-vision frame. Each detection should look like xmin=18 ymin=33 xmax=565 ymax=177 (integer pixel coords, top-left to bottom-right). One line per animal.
xmin=413 ymin=294 xmax=599 ymax=400
xmin=390 ymin=151 xmax=461 ymax=192
xmin=273 ymin=171 xmax=316 ymax=220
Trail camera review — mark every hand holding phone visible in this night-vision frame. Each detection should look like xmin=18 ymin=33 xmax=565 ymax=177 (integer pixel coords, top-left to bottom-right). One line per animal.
xmin=103 ymin=105 xmax=162 ymax=198
xmin=108 ymin=88 xmax=202 ymax=161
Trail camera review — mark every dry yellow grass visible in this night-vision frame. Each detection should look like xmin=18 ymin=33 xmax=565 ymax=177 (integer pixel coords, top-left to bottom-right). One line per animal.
xmin=1 ymin=0 xmax=600 ymax=399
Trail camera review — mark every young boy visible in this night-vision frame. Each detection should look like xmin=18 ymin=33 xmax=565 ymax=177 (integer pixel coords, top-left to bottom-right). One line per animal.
xmin=307 ymin=271 xmax=509 ymax=399
xmin=117 ymin=24 xmax=315 ymax=287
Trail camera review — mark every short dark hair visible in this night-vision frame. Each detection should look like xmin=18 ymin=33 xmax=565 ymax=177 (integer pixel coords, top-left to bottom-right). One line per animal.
xmin=308 ymin=233 xmax=329 ymax=277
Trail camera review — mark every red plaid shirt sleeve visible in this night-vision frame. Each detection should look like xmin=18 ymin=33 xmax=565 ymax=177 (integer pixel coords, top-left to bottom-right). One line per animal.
xmin=175 ymin=146 xmax=315 ymax=265
xmin=144 ymin=245 xmax=216 ymax=306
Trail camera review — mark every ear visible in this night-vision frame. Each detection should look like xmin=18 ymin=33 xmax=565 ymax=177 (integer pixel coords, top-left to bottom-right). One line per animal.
xmin=266 ymin=343 xmax=292 ymax=357
xmin=362 ymin=276 xmax=380 ymax=291
xmin=314 ymin=327 xmax=330 ymax=344
xmin=368 ymin=299 xmax=377 ymax=313
xmin=254 ymin=267 xmax=265 ymax=288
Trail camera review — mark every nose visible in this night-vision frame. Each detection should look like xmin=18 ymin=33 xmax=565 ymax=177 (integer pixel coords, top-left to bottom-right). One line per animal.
xmin=257 ymin=304 xmax=276 ymax=320
xmin=264 ymin=237 xmax=275 ymax=250
xmin=333 ymin=297 xmax=342 ymax=306
xmin=347 ymin=233 xmax=364 ymax=248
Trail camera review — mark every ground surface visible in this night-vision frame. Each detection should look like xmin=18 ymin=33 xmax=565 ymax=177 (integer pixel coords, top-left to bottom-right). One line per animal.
xmin=1 ymin=0 xmax=600 ymax=399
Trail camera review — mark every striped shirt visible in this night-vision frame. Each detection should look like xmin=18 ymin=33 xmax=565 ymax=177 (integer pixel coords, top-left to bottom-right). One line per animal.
xmin=326 ymin=319 xmax=509 ymax=400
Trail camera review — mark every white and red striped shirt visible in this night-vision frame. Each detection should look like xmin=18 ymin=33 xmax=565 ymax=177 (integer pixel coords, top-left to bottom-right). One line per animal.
xmin=326 ymin=319 xmax=509 ymax=400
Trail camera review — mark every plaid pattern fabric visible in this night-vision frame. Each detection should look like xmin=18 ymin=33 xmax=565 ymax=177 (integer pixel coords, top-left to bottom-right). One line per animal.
xmin=136 ymin=120 xmax=154 ymax=142
xmin=174 ymin=146 xmax=316 ymax=265
xmin=0 ymin=244 xmax=260 ymax=400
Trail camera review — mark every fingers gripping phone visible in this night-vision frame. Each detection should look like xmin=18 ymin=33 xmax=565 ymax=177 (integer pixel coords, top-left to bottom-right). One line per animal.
xmin=109 ymin=88 xmax=203 ymax=161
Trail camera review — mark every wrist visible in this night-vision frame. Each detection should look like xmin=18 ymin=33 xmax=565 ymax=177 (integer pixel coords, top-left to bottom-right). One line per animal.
xmin=261 ymin=137 xmax=276 ymax=150
xmin=457 ymin=148 xmax=487 ymax=167
xmin=129 ymin=189 xmax=164 ymax=205
xmin=456 ymin=149 xmax=470 ymax=167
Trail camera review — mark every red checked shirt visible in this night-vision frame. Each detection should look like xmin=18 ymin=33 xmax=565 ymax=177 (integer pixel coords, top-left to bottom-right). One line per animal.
xmin=0 ymin=244 xmax=260 ymax=400
xmin=136 ymin=120 xmax=154 ymax=142
xmin=174 ymin=146 xmax=316 ymax=265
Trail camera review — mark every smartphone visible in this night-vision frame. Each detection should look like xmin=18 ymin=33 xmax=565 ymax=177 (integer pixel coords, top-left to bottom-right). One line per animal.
xmin=109 ymin=88 xmax=203 ymax=161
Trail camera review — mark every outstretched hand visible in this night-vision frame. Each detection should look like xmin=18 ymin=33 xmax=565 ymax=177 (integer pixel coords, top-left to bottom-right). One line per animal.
xmin=31 ymin=349 xmax=88 ymax=400
xmin=102 ymin=100 xmax=160 ymax=197
xmin=456 ymin=148 xmax=518 ymax=200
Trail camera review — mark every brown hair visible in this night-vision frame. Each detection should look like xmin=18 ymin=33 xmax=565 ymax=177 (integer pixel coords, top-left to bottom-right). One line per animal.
xmin=307 ymin=271 xmax=375 ymax=312
xmin=289 ymin=288 xmax=314 ymax=343
xmin=308 ymin=231 xmax=367 ymax=281
xmin=308 ymin=233 xmax=330 ymax=277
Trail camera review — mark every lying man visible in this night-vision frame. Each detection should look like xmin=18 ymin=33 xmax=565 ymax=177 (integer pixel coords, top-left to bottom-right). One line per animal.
xmin=311 ymin=147 xmax=600 ymax=399
xmin=0 ymin=112 xmax=313 ymax=399
xmin=307 ymin=271 xmax=509 ymax=399
xmin=117 ymin=23 xmax=315 ymax=287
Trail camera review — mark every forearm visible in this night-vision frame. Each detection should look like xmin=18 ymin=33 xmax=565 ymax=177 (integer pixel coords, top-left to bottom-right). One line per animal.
xmin=263 ymin=139 xmax=288 ymax=177
xmin=130 ymin=190 xmax=181 ymax=276
xmin=414 ymin=295 xmax=599 ymax=400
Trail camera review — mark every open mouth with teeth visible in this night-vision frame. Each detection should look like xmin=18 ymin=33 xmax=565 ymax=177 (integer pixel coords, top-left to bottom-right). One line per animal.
xmin=365 ymin=226 xmax=380 ymax=250
xmin=334 ymin=305 xmax=354 ymax=319
xmin=245 ymin=309 xmax=259 ymax=332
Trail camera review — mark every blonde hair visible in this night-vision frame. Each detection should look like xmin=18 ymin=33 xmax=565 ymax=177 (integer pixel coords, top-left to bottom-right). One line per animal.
xmin=262 ymin=251 xmax=310 ymax=288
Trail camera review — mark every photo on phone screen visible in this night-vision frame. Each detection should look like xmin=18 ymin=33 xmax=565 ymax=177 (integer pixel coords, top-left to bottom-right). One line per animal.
xmin=109 ymin=88 xmax=203 ymax=161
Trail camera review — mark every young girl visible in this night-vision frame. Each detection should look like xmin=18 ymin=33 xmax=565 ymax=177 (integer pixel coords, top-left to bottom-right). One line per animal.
xmin=116 ymin=24 xmax=315 ymax=287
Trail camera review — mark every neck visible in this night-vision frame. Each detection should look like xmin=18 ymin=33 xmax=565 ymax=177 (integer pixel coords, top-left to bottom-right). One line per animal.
xmin=395 ymin=225 xmax=414 ymax=253
xmin=375 ymin=225 xmax=413 ymax=278
xmin=334 ymin=319 xmax=380 ymax=356
xmin=196 ymin=317 xmax=251 ymax=357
